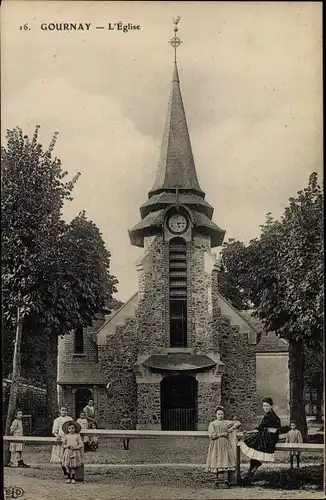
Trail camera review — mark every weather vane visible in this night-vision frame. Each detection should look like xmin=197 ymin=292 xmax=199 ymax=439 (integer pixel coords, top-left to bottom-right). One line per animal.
xmin=169 ymin=16 xmax=182 ymax=63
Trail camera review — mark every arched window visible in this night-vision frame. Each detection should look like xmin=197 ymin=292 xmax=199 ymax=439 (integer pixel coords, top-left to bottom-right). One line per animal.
xmin=74 ymin=324 xmax=84 ymax=354
xmin=169 ymin=237 xmax=187 ymax=347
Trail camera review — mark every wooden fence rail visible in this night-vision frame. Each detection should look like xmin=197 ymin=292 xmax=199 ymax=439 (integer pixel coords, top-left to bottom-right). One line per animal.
xmin=3 ymin=431 xmax=323 ymax=485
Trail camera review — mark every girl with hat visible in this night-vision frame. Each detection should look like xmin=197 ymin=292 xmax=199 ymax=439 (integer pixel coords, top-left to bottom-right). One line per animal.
xmin=61 ymin=420 xmax=84 ymax=484
xmin=240 ymin=397 xmax=281 ymax=482
xmin=206 ymin=406 xmax=241 ymax=488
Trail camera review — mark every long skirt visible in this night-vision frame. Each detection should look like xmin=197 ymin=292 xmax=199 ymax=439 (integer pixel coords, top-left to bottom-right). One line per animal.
xmin=62 ymin=448 xmax=83 ymax=469
xmin=10 ymin=442 xmax=23 ymax=453
xmin=50 ymin=443 xmax=64 ymax=463
xmin=206 ymin=436 xmax=236 ymax=472
xmin=240 ymin=429 xmax=278 ymax=462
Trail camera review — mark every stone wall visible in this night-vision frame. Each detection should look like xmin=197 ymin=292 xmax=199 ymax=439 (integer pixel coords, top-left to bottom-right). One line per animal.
xmin=137 ymin=382 xmax=161 ymax=428
xmin=136 ymin=235 xmax=169 ymax=352
xmin=218 ymin=316 xmax=257 ymax=426
xmin=197 ymin=380 xmax=222 ymax=428
xmin=188 ymin=234 xmax=215 ymax=352
xmin=97 ymin=317 xmax=138 ymax=428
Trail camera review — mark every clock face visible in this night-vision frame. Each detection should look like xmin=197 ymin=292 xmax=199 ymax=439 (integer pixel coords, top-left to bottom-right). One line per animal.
xmin=167 ymin=214 xmax=188 ymax=234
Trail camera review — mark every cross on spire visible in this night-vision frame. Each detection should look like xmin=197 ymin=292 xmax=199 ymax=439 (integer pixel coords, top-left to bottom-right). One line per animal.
xmin=173 ymin=181 xmax=181 ymax=207
xmin=169 ymin=16 xmax=183 ymax=63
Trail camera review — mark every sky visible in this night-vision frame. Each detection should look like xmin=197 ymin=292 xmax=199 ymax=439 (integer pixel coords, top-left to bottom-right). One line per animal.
xmin=1 ymin=1 xmax=322 ymax=301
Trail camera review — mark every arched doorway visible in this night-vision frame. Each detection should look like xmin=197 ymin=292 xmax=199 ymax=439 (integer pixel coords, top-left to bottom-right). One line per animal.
xmin=75 ymin=388 xmax=93 ymax=420
xmin=161 ymin=375 xmax=197 ymax=430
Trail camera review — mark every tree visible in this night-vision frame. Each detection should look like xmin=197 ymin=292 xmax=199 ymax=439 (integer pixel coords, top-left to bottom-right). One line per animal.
xmin=2 ymin=127 xmax=118 ymax=436
xmin=304 ymin=343 xmax=323 ymax=423
xmin=109 ymin=297 xmax=124 ymax=311
xmin=2 ymin=126 xmax=76 ymax=454
xmin=218 ymin=239 xmax=252 ymax=310
xmin=219 ymin=173 xmax=323 ymax=438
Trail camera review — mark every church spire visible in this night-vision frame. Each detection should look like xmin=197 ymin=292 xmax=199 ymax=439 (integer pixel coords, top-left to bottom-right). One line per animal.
xmin=149 ymin=18 xmax=204 ymax=198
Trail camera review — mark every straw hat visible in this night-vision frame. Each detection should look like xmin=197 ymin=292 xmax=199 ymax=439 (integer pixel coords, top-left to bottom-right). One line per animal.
xmin=62 ymin=420 xmax=81 ymax=435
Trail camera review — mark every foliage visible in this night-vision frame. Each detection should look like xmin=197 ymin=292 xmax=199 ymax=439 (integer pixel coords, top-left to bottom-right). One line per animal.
xmin=219 ymin=173 xmax=323 ymax=434
xmin=1 ymin=127 xmax=76 ymax=326
xmin=109 ymin=298 xmax=124 ymax=311
xmin=2 ymin=381 xmax=47 ymax=434
xmin=220 ymin=173 xmax=323 ymax=343
xmin=218 ymin=239 xmax=252 ymax=310
xmin=1 ymin=126 xmax=118 ymax=426
xmin=2 ymin=125 xmax=118 ymax=334
xmin=304 ymin=339 xmax=323 ymax=388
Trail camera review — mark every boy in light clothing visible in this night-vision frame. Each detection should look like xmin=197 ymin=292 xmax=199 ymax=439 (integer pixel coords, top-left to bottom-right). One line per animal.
xmin=77 ymin=411 xmax=89 ymax=450
xmin=285 ymin=421 xmax=303 ymax=468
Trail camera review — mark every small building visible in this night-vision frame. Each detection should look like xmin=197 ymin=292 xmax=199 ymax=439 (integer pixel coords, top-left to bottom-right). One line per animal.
xmin=239 ymin=313 xmax=290 ymax=422
xmin=57 ymin=37 xmax=290 ymax=429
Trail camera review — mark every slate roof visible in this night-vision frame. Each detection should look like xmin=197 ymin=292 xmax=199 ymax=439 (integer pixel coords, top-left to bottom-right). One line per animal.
xmin=129 ymin=62 xmax=225 ymax=248
xmin=140 ymin=192 xmax=214 ymax=219
xmin=129 ymin=208 xmax=225 ymax=247
xmin=57 ymin=363 xmax=106 ymax=385
xmin=239 ymin=311 xmax=289 ymax=353
xmin=149 ymin=64 xmax=204 ymax=198
xmin=256 ymin=332 xmax=289 ymax=353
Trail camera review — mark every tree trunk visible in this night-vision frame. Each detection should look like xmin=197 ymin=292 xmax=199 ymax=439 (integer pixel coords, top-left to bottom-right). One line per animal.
xmin=4 ymin=306 xmax=23 ymax=465
xmin=289 ymin=338 xmax=308 ymax=440
xmin=45 ymin=328 xmax=59 ymax=434
xmin=315 ymin=376 xmax=323 ymax=423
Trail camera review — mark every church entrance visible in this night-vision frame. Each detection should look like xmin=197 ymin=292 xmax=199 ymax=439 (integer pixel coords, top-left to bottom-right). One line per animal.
xmin=75 ymin=387 xmax=93 ymax=420
xmin=160 ymin=375 xmax=197 ymax=431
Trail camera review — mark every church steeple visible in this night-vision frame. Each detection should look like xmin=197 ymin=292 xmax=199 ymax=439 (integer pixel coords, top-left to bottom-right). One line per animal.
xmin=149 ymin=19 xmax=204 ymax=198
xmin=128 ymin=18 xmax=225 ymax=249
xmin=149 ymin=61 xmax=205 ymax=198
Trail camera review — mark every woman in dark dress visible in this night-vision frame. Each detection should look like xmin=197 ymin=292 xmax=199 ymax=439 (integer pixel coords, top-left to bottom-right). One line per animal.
xmin=240 ymin=397 xmax=281 ymax=482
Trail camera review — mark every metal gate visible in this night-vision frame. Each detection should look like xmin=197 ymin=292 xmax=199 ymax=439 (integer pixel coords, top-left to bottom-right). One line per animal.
xmin=161 ymin=408 xmax=197 ymax=431
xmin=161 ymin=375 xmax=198 ymax=431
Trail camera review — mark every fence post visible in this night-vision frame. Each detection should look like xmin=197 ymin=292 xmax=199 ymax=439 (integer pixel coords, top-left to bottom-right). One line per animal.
xmin=228 ymin=431 xmax=238 ymax=485
xmin=236 ymin=443 xmax=241 ymax=482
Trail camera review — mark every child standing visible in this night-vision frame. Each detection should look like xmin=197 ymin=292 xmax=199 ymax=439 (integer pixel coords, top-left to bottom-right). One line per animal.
xmin=206 ymin=406 xmax=241 ymax=488
xmin=50 ymin=406 xmax=73 ymax=479
xmin=61 ymin=421 xmax=84 ymax=484
xmin=120 ymin=411 xmax=133 ymax=450
xmin=77 ymin=411 xmax=89 ymax=451
xmin=285 ymin=421 xmax=303 ymax=468
xmin=88 ymin=422 xmax=99 ymax=451
xmin=9 ymin=409 xmax=30 ymax=468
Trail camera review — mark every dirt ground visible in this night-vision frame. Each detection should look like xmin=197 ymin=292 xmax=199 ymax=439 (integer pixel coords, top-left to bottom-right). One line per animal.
xmin=4 ymin=466 xmax=325 ymax=500
xmin=4 ymin=436 xmax=324 ymax=499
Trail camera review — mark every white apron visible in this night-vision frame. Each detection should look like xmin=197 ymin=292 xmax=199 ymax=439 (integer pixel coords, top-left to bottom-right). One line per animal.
xmin=50 ymin=415 xmax=73 ymax=463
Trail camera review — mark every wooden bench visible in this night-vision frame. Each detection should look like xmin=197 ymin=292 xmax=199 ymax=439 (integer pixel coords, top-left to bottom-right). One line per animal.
xmin=235 ymin=441 xmax=324 ymax=483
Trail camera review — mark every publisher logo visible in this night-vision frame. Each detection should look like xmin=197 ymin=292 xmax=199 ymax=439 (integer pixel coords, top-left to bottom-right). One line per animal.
xmin=4 ymin=486 xmax=24 ymax=499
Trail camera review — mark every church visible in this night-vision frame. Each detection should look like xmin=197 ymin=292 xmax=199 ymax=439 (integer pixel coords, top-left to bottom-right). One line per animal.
xmin=57 ymin=24 xmax=290 ymax=431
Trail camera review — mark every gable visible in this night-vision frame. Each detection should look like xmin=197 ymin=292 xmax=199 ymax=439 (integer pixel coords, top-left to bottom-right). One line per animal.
xmin=94 ymin=293 xmax=138 ymax=345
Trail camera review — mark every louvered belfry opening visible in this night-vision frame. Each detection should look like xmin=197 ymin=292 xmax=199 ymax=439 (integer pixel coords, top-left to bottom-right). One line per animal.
xmin=169 ymin=237 xmax=187 ymax=347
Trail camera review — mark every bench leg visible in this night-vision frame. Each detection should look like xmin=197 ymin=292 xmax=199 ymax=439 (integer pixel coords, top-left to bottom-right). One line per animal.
xmin=228 ymin=446 xmax=241 ymax=485
xmin=236 ymin=445 xmax=241 ymax=483
xmin=228 ymin=470 xmax=237 ymax=486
